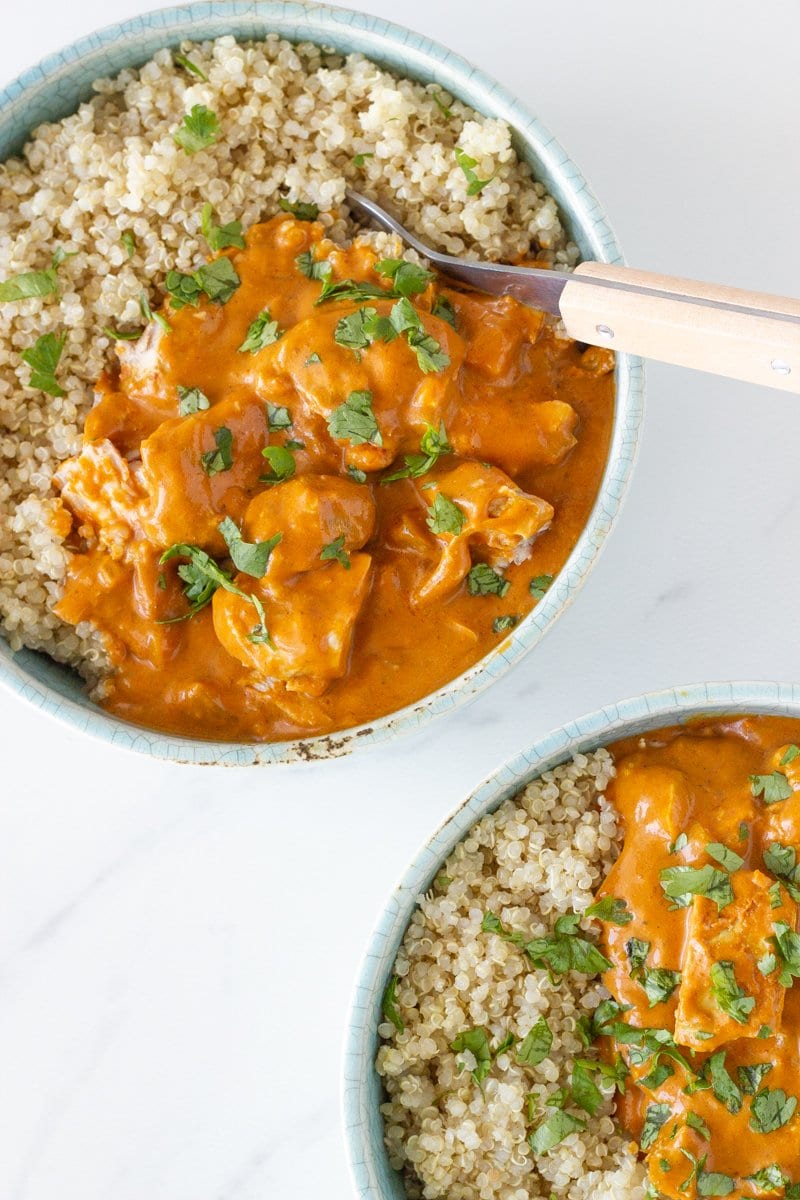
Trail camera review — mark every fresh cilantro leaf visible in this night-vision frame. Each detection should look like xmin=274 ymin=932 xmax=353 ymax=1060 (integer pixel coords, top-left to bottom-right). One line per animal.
xmin=570 ymin=1062 xmax=604 ymax=1115
xmin=640 ymin=1102 xmax=671 ymax=1150
xmin=352 ymin=152 xmax=374 ymax=167
xmin=738 ymin=1062 xmax=773 ymax=1094
xmin=763 ymin=843 xmax=800 ymax=901
xmin=750 ymin=1087 xmax=797 ymax=1133
xmin=697 ymin=1166 xmax=735 ymax=1196
xmin=492 ymin=615 xmax=519 ymax=634
xmin=316 ymin=278 xmax=389 ymax=305
xmin=454 ymin=145 xmax=496 ymax=195
xmin=432 ymin=294 xmax=457 ymax=328
xmin=426 ymin=492 xmax=466 ymax=535
xmin=200 ymin=426 xmax=233 ymax=475
xmin=451 ymin=1027 xmax=492 ymax=1086
xmin=641 ymin=967 xmax=681 ymax=1008
xmin=121 ymin=230 xmax=136 ymax=259
xmin=320 ymin=535 xmax=351 ymax=569
xmin=659 ymin=864 xmax=734 ymax=911
xmin=624 ymin=937 xmax=651 ymax=975
xmin=177 ymin=385 xmax=210 ymax=415
xmin=166 ymin=257 xmax=241 ymax=308
xmin=529 ymin=574 xmax=553 ymax=600
xmin=159 ymin=542 xmax=267 ymax=639
xmin=585 ymin=897 xmax=633 ymax=926
xmin=771 ymin=920 xmax=800 ymax=986
xmin=375 ymin=258 xmax=435 ymax=298
xmin=746 ymin=1165 xmax=786 ymax=1191
xmin=347 ymin=465 xmax=367 ymax=484
xmin=382 ymin=975 xmax=404 ymax=1033
xmin=669 ymin=831 xmax=689 ymax=854
xmin=482 ymin=910 xmax=610 ymax=977
xmin=640 ymin=1056 xmax=674 ymax=1090
xmin=140 ymin=290 xmax=172 ymax=332
xmin=239 ymin=308 xmax=283 ymax=353
xmin=759 ymin=1025 xmax=774 ymax=1039
xmin=709 ymin=1051 xmax=743 ymax=1114
xmin=386 ymin=296 xmax=450 ymax=372
xmin=781 ymin=744 xmax=800 ymax=765
xmin=278 ymin=198 xmax=319 ymax=221
xmin=21 ymin=332 xmax=66 ymax=396
xmin=528 ymin=1110 xmax=586 ymax=1155
xmin=430 ymin=89 xmax=453 ymax=118
xmin=218 ymin=516 xmax=281 ymax=578
xmin=380 ymin=422 xmax=452 ymax=484
xmin=334 ymin=306 xmax=383 ymax=351
xmin=328 ymin=390 xmax=382 ymax=446
xmin=467 ymin=563 xmax=509 ymax=596
xmin=706 ymin=843 xmax=744 ymax=872
xmin=260 ymin=445 xmax=296 ymax=486
xmin=750 ymin=771 xmax=793 ymax=804
xmin=104 ymin=326 xmax=142 ymax=341
xmin=296 ymin=250 xmax=332 ymax=281
xmin=305 ymin=353 xmax=322 ymax=366
xmin=173 ymin=104 xmax=219 ymax=154
xmin=515 ymin=1017 xmax=552 ymax=1066
xmin=266 ymin=403 xmax=292 ymax=432
xmin=685 ymin=1111 xmax=710 ymax=1139
xmin=201 ymin=202 xmax=245 ymax=252
xmin=0 ymin=265 xmax=59 ymax=302
xmin=710 ymin=960 xmax=756 ymax=1024
xmin=173 ymin=52 xmax=208 ymax=80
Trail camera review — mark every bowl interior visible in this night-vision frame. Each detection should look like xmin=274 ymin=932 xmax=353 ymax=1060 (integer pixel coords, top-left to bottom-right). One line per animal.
xmin=0 ymin=1 xmax=643 ymax=763
xmin=343 ymin=680 xmax=800 ymax=1197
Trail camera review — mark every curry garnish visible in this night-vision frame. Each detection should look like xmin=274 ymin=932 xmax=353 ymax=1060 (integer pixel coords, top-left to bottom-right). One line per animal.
xmin=381 ymin=975 xmax=404 ymax=1034
xmin=202 ymin=203 xmax=246 ymax=252
xmin=159 ymin=542 xmax=268 ymax=642
xmin=218 ymin=516 xmax=281 ymax=577
xmin=659 ymin=864 xmax=734 ymax=911
xmin=454 ymin=146 xmax=496 ymax=195
xmin=381 ymin=422 xmax=452 ymax=484
xmin=200 ymin=426 xmax=234 ymax=476
xmin=467 ymin=563 xmax=509 ymax=597
xmin=173 ymin=52 xmax=208 ymax=81
xmin=266 ymin=403 xmax=292 ymax=432
xmin=327 ymin=390 xmax=382 ymax=446
xmin=710 ymin=961 xmax=756 ymax=1023
xmin=278 ymin=198 xmax=319 ymax=221
xmin=178 ymin=385 xmax=210 ymax=415
xmin=296 ymin=250 xmax=332 ymax=281
xmin=259 ymin=445 xmax=296 ymax=486
xmin=585 ymin=897 xmax=633 ymax=926
xmin=426 ymin=492 xmax=465 ymax=536
xmin=173 ymin=104 xmax=219 ymax=154
xmin=139 ymin=290 xmax=171 ymax=333
xmin=22 ymin=332 xmax=66 ymax=397
xmin=492 ymin=615 xmax=519 ymax=634
xmin=529 ymin=574 xmax=553 ymax=599
xmin=239 ymin=308 xmax=283 ymax=353
xmin=320 ymin=536 xmax=351 ymax=570
xmin=166 ymin=257 xmax=241 ymax=309
xmin=0 ymin=247 xmax=68 ymax=303
xmin=375 ymin=258 xmax=435 ymax=297
xmin=750 ymin=770 xmax=793 ymax=804
xmin=515 ymin=1017 xmax=552 ymax=1066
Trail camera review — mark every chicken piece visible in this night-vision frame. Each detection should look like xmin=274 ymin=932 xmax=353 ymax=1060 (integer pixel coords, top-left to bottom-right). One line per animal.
xmin=139 ymin=387 xmax=269 ymax=552
xmin=450 ymin=392 xmax=578 ymax=476
xmin=674 ymin=869 xmax=790 ymax=1051
xmin=269 ymin=302 xmax=464 ymax=472
xmin=212 ymin=475 xmax=377 ymax=693
xmin=407 ymin=461 xmax=553 ymax=606
xmin=447 ymin=290 xmax=544 ymax=378
xmin=55 ymin=440 xmax=143 ymax=556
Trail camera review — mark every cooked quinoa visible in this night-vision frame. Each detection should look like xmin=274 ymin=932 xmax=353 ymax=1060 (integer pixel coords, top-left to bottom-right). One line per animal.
xmin=376 ymin=750 xmax=648 ymax=1199
xmin=0 ymin=33 xmax=577 ymax=682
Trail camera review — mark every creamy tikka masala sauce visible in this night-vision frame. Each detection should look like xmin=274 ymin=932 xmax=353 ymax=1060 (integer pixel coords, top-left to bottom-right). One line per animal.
xmin=594 ymin=717 xmax=800 ymax=1196
xmin=53 ymin=214 xmax=613 ymax=741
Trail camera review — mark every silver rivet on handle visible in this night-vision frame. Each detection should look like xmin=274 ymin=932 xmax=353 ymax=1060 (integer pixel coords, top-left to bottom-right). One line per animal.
xmin=771 ymin=359 xmax=791 ymax=376
xmin=595 ymin=324 xmax=615 ymax=339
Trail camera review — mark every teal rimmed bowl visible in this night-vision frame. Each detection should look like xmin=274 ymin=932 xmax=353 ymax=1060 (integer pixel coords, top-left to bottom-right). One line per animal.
xmin=0 ymin=1 xmax=644 ymax=764
xmin=343 ymin=680 xmax=800 ymax=1196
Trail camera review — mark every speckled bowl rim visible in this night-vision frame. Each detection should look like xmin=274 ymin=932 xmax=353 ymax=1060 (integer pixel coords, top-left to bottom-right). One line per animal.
xmin=0 ymin=0 xmax=644 ymax=764
xmin=342 ymin=680 xmax=800 ymax=1196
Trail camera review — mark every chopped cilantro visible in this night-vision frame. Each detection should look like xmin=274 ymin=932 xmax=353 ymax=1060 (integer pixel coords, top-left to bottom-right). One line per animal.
xmin=381 ymin=975 xmax=404 ymax=1033
xmin=239 ymin=308 xmax=283 ymax=353
xmin=570 ymin=1062 xmax=603 ymax=1115
xmin=201 ymin=202 xmax=245 ymax=252
xmin=750 ymin=770 xmax=793 ymax=804
xmin=738 ymin=1062 xmax=773 ymax=1094
xmin=278 ymin=198 xmax=319 ymax=221
xmin=624 ymin=937 xmax=651 ymax=975
xmin=482 ymin=910 xmax=610 ymax=978
xmin=320 ymin=535 xmax=351 ymax=569
xmin=259 ymin=445 xmax=296 ymax=486
xmin=296 ymin=250 xmax=332 ymax=281
xmin=328 ymin=390 xmax=382 ymax=447
xmin=426 ymin=492 xmax=466 ymax=536
xmin=121 ymin=230 xmax=137 ymax=259
xmin=173 ymin=52 xmax=208 ymax=80
xmin=352 ymin=152 xmax=374 ymax=167
xmin=140 ymin=290 xmax=172 ymax=332
xmin=347 ymin=465 xmax=368 ymax=484
xmin=640 ymin=1102 xmax=671 ymax=1150
xmin=266 ymin=404 xmax=292 ymax=432
xmin=585 ymin=897 xmax=633 ymax=926
xmin=529 ymin=574 xmax=553 ymax=600
xmin=641 ymin=967 xmax=681 ymax=1008
xmin=0 ymin=245 xmax=69 ymax=303
xmin=750 ymin=1087 xmax=797 ymax=1133
xmin=200 ymin=426 xmax=233 ymax=475
xmin=515 ymin=1017 xmax=552 ymax=1066
xmin=375 ymin=258 xmax=435 ymax=298
xmin=432 ymin=294 xmax=457 ymax=328
xmin=159 ymin=542 xmax=267 ymax=640
xmin=21 ymin=332 xmax=66 ymax=397
xmin=781 ymin=744 xmax=800 ymax=765
xmin=706 ymin=843 xmax=744 ymax=872
xmin=467 ymin=563 xmax=509 ymax=597
xmin=710 ymin=960 xmax=756 ymax=1024
xmin=431 ymin=88 xmax=453 ymax=118
xmin=528 ymin=1110 xmax=586 ymax=1155
xmin=708 ymin=1051 xmax=743 ymax=1114
xmin=218 ymin=516 xmax=281 ymax=577
xmin=454 ymin=145 xmax=496 ymax=195
xmin=165 ymin=257 xmax=241 ymax=308
xmin=492 ymin=615 xmax=519 ymax=634
xmin=177 ymin=385 xmax=210 ymax=415
xmin=381 ymin=422 xmax=452 ymax=484
xmin=659 ymin=864 xmax=734 ymax=911
xmin=173 ymin=104 xmax=219 ymax=154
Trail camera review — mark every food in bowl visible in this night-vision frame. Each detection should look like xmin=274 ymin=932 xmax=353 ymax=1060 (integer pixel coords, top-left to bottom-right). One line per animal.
xmin=377 ymin=716 xmax=800 ymax=1197
xmin=0 ymin=35 xmax=613 ymax=742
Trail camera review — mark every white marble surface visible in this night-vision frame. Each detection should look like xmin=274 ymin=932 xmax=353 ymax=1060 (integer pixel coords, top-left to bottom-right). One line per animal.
xmin=2 ymin=1 xmax=800 ymax=1196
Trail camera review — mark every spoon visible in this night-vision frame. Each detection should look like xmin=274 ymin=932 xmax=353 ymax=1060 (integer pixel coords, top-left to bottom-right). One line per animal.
xmin=346 ymin=190 xmax=800 ymax=393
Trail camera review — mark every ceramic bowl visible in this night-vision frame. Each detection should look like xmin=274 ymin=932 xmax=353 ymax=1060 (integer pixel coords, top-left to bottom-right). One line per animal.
xmin=0 ymin=1 xmax=644 ymax=764
xmin=343 ymin=679 xmax=800 ymax=1196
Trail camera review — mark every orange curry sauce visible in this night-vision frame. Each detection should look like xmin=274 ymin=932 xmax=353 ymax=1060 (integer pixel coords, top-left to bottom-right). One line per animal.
xmin=596 ymin=717 xmax=800 ymax=1196
xmin=54 ymin=215 xmax=613 ymax=741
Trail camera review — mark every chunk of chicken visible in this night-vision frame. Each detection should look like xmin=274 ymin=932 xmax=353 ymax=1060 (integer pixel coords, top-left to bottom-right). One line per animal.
xmin=269 ymin=302 xmax=464 ymax=472
xmin=399 ymin=461 xmax=553 ymax=607
xmin=212 ymin=475 xmax=376 ymax=693
xmin=55 ymin=440 xmax=143 ymax=556
xmin=139 ymin=387 xmax=269 ymax=552
xmin=674 ymin=869 xmax=790 ymax=1051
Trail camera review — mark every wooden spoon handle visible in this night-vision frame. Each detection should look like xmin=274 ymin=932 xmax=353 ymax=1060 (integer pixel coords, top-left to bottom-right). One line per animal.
xmin=559 ymin=262 xmax=800 ymax=391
